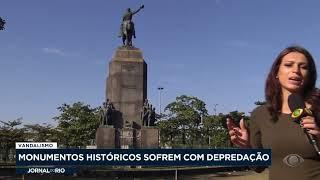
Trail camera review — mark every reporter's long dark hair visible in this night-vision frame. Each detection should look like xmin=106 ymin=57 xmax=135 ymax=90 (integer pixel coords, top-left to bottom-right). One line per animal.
xmin=265 ymin=45 xmax=318 ymax=122
xmin=306 ymin=88 xmax=320 ymax=125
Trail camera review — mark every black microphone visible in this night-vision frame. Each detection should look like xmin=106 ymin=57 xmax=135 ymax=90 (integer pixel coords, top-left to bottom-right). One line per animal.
xmin=288 ymin=93 xmax=320 ymax=156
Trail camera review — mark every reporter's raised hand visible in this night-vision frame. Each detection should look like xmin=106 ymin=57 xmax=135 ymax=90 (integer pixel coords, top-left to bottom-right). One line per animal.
xmin=227 ymin=118 xmax=251 ymax=148
xmin=300 ymin=116 xmax=320 ymax=141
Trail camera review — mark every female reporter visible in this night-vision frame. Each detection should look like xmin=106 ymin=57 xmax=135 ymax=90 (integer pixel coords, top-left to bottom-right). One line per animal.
xmin=227 ymin=45 xmax=320 ymax=180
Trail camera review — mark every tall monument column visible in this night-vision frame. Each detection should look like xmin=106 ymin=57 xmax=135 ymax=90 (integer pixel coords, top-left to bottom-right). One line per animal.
xmin=96 ymin=5 xmax=158 ymax=149
xmin=106 ymin=47 xmax=147 ymax=129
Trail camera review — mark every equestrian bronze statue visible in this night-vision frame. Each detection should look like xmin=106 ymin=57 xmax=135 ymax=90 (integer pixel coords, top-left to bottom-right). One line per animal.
xmin=119 ymin=5 xmax=144 ymax=46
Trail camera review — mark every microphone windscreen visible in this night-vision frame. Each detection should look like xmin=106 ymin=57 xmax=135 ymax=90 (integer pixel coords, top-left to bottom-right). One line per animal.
xmin=288 ymin=93 xmax=305 ymax=112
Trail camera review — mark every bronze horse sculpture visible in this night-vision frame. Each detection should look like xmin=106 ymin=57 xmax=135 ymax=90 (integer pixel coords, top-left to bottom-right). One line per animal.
xmin=121 ymin=21 xmax=134 ymax=47
xmin=119 ymin=5 xmax=144 ymax=47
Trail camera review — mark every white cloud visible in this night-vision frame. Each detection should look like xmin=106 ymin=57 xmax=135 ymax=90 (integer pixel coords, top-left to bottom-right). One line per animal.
xmin=42 ymin=48 xmax=78 ymax=57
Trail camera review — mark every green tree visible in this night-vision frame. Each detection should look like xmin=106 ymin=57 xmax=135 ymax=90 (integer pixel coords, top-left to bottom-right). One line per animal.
xmin=157 ymin=95 xmax=256 ymax=149
xmin=53 ymin=102 xmax=100 ymax=147
xmin=157 ymin=119 xmax=179 ymax=147
xmin=159 ymin=95 xmax=208 ymax=148
xmin=202 ymin=115 xmax=229 ymax=148
xmin=24 ymin=123 xmax=57 ymax=142
xmin=254 ymin=101 xmax=266 ymax=106
xmin=0 ymin=17 xmax=5 ymax=30
xmin=0 ymin=118 xmax=26 ymax=162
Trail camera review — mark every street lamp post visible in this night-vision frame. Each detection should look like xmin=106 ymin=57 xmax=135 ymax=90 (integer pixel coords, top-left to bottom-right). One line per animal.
xmin=157 ymin=87 xmax=164 ymax=116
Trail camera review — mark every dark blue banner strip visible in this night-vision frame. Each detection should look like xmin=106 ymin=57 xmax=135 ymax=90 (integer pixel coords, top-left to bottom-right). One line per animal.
xmin=16 ymin=149 xmax=271 ymax=166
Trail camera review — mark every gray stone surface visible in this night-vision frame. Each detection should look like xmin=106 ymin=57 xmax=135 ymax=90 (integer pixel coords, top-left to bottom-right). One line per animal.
xmin=95 ymin=127 xmax=115 ymax=148
xmin=119 ymin=128 xmax=136 ymax=149
xmin=139 ymin=127 xmax=159 ymax=148
xmin=106 ymin=47 xmax=147 ymax=129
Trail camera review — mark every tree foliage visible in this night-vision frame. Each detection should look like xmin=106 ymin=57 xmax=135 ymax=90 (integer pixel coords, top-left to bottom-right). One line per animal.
xmin=254 ymin=101 xmax=266 ymax=106
xmin=157 ymin=95 xmax=251 ymax=149
xmin=202 ymin=115 xmax=228 ymax=148
xmin=24 ymin=123 xmax=58 ymax=142
xmin=53 ymin=102 xmax=100 ymax=147
xmin=0 ymin=118 xmax=26 ymax=161
xmin=158 ymin=95 xmax=208 ymax=148
xmin=0 ymin=17 xmax=5 ymax=30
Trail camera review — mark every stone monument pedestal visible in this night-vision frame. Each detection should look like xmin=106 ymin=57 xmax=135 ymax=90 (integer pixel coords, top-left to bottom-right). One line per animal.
xmin=106 ymin=47 xmax=147 ymax=129
xmin=96 ymin=46 xmax=159 ymax=150
xmin=120 ymin=128 xmax=136 ymax=149
xmin=139 ymin=127 xmax=159 ymax=148
xmin=95 ymin=126 xmax=115 ymax=148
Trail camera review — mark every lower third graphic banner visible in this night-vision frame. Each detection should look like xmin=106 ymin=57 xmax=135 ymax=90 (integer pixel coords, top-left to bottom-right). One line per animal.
xmin=16 ymin=149 xmax=271 ymax=166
